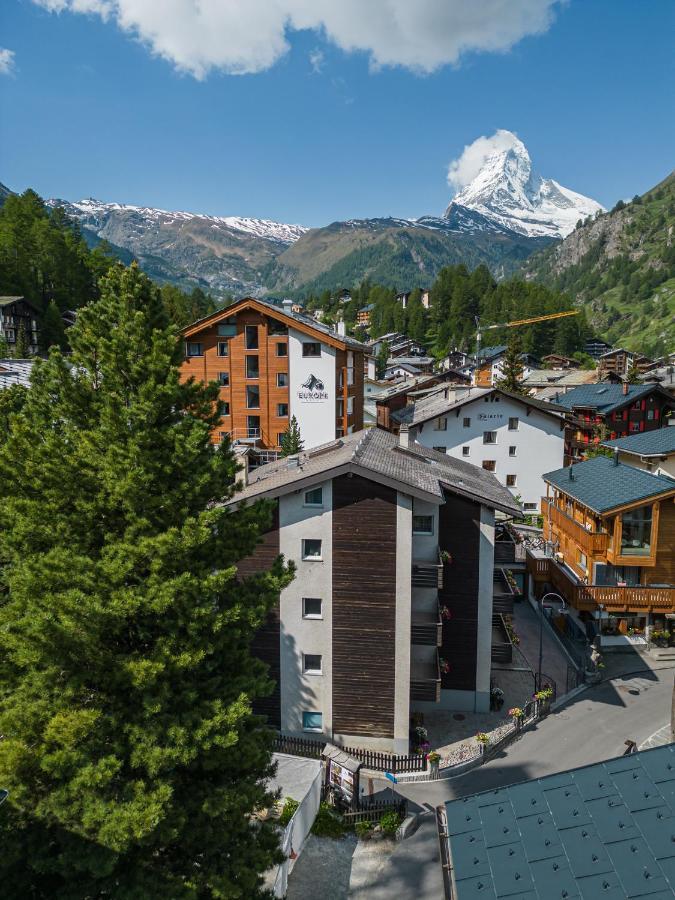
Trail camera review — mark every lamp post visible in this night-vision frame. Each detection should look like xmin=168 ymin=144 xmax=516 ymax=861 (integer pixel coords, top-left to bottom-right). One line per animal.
xmin=537 ymin=592 xmax=566 ymax=691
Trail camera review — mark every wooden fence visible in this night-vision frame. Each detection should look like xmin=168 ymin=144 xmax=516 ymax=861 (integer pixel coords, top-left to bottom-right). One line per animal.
xmin=341 ymin=799 xmax=407 ymax=825
xmin=273 ymin=733 xmax=427 ymax=773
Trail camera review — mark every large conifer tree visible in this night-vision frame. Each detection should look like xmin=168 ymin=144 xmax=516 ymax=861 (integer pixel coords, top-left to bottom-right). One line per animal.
xmin=0 ymin=263 xmax=292 ymax=897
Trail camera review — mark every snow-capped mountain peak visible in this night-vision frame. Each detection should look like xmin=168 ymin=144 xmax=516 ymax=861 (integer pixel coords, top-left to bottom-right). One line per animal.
xmin=444 ymin=132 xmax=604 ymax=239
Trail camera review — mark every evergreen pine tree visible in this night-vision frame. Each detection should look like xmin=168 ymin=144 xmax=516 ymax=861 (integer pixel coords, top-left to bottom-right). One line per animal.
xmin=0 ymin=334 xmax=9 ymax=358
xmin=375 ymin=341 xmax=390 ymax=379
xmin=626 ymin=360 xmax=641 ymax=383
xmin=12 ymin=322 xmax=30 ymax=358
xmin=280 ymin=414 xmax=304 ymax=457
xmin=39 ymin=299 xmax=67 ymax=353
xmin=0 ymin=263 xmax=293 ymax=897
xmin=496 ymin=333 xmax=526 ymax=394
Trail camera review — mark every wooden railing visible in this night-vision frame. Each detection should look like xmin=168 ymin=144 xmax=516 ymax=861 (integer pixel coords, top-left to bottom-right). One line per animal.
xmin=411 ymin=603 xmax=443 ymax=647
xmin=541 ymin=498 xmax=608 ymax=555
xmin=272 ymin=734 xmax=427 ymax=773
xmin=412 ymin=549 xmax=444 ymax=589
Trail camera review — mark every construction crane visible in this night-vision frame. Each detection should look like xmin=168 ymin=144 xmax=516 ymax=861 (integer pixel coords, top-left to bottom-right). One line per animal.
xmin=475 ymin=309 xmax=579 ymax=356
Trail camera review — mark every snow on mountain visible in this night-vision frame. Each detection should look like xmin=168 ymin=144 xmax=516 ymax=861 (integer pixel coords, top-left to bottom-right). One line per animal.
xmin=47 ymin=197 xmax=308 ymax=245
xmin=444 ymin=132 xmax=604 ymax=239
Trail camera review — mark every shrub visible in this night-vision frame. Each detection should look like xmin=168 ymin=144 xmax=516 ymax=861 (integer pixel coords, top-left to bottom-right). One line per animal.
xmin=380 ymin=811 xmax=402 ymax=836
xmin=278 ymin=797 xmax=299 ymax=827
xmin=355 ymin=821 xmax=372 ymax=839
xmin=311 ymin=802 xmax=346 ymax=838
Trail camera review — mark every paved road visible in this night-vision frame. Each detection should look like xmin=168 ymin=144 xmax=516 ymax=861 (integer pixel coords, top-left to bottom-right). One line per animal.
xmin=365 ymin=666 xmax=675 ymax=899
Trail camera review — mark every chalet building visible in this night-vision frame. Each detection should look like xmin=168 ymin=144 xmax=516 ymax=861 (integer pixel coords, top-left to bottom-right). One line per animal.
xmin=385 ymin=356 xmax=435 ymax=379
xmin=522 ymin=368 xmax=598 ymax=400
xmin=640 ymin=362 xmax=675 ymax=395
xmin=597 ymin=347 xmax=655 ymax=379
xmin=392 ymin=386 xmax=567 ymax=512
xmin=584 ymin=337 xmax=613 ymax=359
xmin=375 ymin=372 xmax=470 ymax=432
xmin=529 ymin=455 xmax=675 ymax=640
xmin=602 ymin=427 xmax=675 ymax=478
xmin=0 ymin=296 xmax=39 ymax=355
xmin=473 ymin=345 xmax=539 ymax=388
xmin=439 ymin=348 xmax=473 ymax=376
xmin=552 ymin=383 xmax=673 ymax=462
xmin=395 ymin=289 xmax=431 ymax=310
xmin=540 ymin=353 xmax=579 ymax=370
xmin=356 ymin=304 xmax=374 ymax=328
xmin=233 ymin=427 xmax=519 ymax=753
xmin=181 ymin=297 xmax=367 ymax=456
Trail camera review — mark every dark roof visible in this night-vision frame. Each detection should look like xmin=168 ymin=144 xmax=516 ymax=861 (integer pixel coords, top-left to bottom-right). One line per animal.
xmin=476 ymin=345 xmax=507 ymax=362
xmin=602 ymin=428 xmax=675 ymax=457
xmin=445 ymin=744 xmax=675 ymax=900
xmin=543 ymin=455 xmax=675 ymax=514
xmin=231 ymin=427 xmax=521 ymax=515
xmin=359 ymin=304 xmax=375 ymax=313
xmin=551 ymin=382 xmax=665 ymax=415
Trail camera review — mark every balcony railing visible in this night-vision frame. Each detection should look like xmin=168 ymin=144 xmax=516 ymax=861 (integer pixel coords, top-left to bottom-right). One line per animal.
xmin=492 ymin=567 xmax=516 ymax=615
xmin=412 ymin=550 xmax=444 ymax=589
xmin=541 ymin=498 xmax=609 ymax=556
xmin=491 ymin=613 xmax=513 ymax=664
xmin=411 ymin=603 xmax=443 ymax=647
xmin=410 ymin=648 xmax=441 ymax=702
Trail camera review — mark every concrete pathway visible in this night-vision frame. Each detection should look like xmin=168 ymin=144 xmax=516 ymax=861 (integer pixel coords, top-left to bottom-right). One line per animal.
xmin=511 ymin=597 xmax=571 ymax=696
xmin=286 ymin=834 xmax=357 ymax=900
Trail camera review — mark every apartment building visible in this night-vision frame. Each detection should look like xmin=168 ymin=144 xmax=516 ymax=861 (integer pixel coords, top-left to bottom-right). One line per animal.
xmin=233 ymin=427 xmax=519 ymax=753
xmin=181 ymin=297 xmax=367 ymax=455
xmin=0 ymin=296 xmax=39 ymax=355
xmin=391 ymin=386 xmax=567 ymax=512
xmin=597 ymin=347 xmax=655 ymax=379
xmin=473 ymin=345 xmax=539 ymax=387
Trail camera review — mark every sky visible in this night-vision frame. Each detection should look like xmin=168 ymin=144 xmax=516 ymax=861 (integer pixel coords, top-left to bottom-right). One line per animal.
xmin=1 ymin=0 xmax=673 ymax=227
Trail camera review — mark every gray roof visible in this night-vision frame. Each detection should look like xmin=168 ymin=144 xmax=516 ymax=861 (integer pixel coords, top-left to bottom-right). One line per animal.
xmin=551 ymin=382 xmax=665 ymax=414
xmin=476 ymin=344 xmax=507 ymax=362
xmin=232 ymin=427 xmax=520 ymax=515
xmin=374 ymin=374 xmax=440 ymax=401
xmin=543 ymin=455 xmax=675 ymax=514
xmin=445 ymin=744 xmax=675 ymax=900
xmin=521 ymin=369 xmax=598 ymax=388
xmin=394 ymin=386 xmax=567 ymax=427
xmin=0 ymin=358 xmax=34 ymax=389
xmin=602 ymin=427 xmax=675 ymax=457
xmin=640 ymin=364 xmax=675 ymax=387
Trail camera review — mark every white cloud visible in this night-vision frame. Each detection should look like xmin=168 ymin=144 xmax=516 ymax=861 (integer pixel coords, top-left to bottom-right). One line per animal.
xmin=31 ymin=0 xmax=562 ymax=79
xmin=309 ymin=48 xmax=325 ymax=74
xmin=447 ymin=129 xmax=525 ymax=189
xmin=0 ymin=48 xmax=16 ymax=75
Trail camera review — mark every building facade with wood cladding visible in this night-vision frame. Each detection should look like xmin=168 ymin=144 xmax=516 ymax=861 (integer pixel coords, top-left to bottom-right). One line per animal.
xmin=231 ymin=427 xmax=519 ymax=753
xmin=181 ymin=297 xmax=367 ymax=454
xmin=530 ymin=455 xmax=675 ymax=638
xmin=0 ymin=296 xmax=40 ymax=355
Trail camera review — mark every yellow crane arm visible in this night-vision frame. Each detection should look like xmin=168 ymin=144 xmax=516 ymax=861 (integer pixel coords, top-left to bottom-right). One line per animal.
xmin=481 ymin=309 xmax=579 ymax=331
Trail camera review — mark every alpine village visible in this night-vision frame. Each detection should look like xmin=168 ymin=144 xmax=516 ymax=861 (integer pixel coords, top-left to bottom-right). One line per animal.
xmin=2 ymin=3 xmax=675 ymax=898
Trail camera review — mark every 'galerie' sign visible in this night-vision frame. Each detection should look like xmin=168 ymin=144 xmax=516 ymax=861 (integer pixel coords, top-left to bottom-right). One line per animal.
xmin=298 ymin=374 xmax=329 ymax=402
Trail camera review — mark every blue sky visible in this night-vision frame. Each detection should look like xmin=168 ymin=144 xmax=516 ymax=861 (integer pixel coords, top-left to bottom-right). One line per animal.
xmin=1 ymin=1 xmax=673 ymax=227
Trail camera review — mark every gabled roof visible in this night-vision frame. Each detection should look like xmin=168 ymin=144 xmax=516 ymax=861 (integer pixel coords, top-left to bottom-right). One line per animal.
xmin=394 ymin=386 xmax=567 ymax=427
xmin=602 ymin=428 xmax=675 ymax=458
xmin=599 ymin=346 xmax=652 ymax=360
xmin=476 ymin=344 xmax=507 ymax=363
xmin=181 ymin=296 xmax=368 ymax=352
xmin=543 ymin=455 xmax=675 ymax=514
xmin=0 ymin=358 xmax=35 ymax=389
xmin=358 ymin=304 xmax=375 ymax=313
xmin=551 ymin=382 xmax=668 ymax=414
xmin=230 ymin=427 xmax=520 ymax=515
xmin=0 ymin=295 xmax=39 ymax=312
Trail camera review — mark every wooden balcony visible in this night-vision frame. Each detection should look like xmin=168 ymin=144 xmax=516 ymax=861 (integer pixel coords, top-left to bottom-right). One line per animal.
xmin=541 ymin=498 xmax=609 ymax=556
xmin=411 ymin=604 xmax=443 ymax=647
xmin=410 ymin=648 xmax=441 ymax=702
xmin=412 ymin=550 xmax=444 ymax=589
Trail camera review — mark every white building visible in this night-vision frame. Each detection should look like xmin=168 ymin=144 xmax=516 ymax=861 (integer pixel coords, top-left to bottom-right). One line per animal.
xmin=394 ymin=386 xmax=567 ymax=513
xmin=601 ymin=427 xmax=675 ymax=479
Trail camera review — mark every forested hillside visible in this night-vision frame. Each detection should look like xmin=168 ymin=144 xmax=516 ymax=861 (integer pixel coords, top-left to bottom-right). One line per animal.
xmin=523 ymin=172 xmax=675 ymax=355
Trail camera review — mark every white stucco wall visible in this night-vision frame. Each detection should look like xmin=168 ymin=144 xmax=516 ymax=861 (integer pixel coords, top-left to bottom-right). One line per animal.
xmin=288 ymin=328 xmax=336 ymax=451
xmin=617 ymin=450 xmax=675 ymax=479
xmin=278 ymin=482 xmax=333 ymax=739
xmin=412 ymin=393 xmax=564 ymax=509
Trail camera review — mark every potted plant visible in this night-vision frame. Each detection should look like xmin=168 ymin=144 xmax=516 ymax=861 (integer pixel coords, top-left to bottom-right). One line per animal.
xmin=440 ymin=550 xmax=453 ymax=564
xmin=355 ymin=821 xmax=372 ymax=841
xmin=427 ymin=750 xmax=441 ymax=773
xmin=652 ymin=629 xmax=671 ymax=648
xmin=533 ymin=686 xmax=553 ymax=714
xmin=439 ymin=657 xmax=450 ymax=674
xmin=490 ymin=686 xmax=504 ymax=711
xmin=440 ymin=605 xmax=452 ymax=621
xmin=508 ymin=707 xmax=525 ymax=727
xmin=476 ymin=732 xmax=489 ymax=753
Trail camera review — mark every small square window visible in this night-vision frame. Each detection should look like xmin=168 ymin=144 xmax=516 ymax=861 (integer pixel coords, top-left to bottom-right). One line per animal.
xmin=277 ymin=403 xmax=289 ymax=417
xmin=303 ymin=597 xmax=322 ymax=619
xmin=462 ymin=446 xmax=470 ymax=457
xmin=509 ymin=446 xmax=517 ymax=457
xmin=186 ymin=342 xmax=203 ymax=357
xmin=482 ymin=460 xmax=496 ymax=472
xmin=245 ymin=325 xmax=258 ymax=350
xmin=304 ymin=487 xmax=323 ymax=506
xmin=413 ymin=515 xmax=434 ymax=535
xmin=246 ymin=356 xmax=259 ymax=378
xmin=277 ymin=372 xmax=288 ymax=387
xmin=462 ymin=417 xmax=471 ymax=428
xmin=303 ymin=653 xmax=322 ymax=675
xmin=219 ymin=401 xmax=230 ymax=417
xmin=483 ymin=431 xmax=497 ymax=444
xmin=302 ymin=539 xmax=322 ymax=560
xmin=302 ymin=711 xmax=323 ymax=731
xmin=508 ymin=417 xmax=519 ymax=431
xmin=276 ymin=343 xmax=288 ymax=357
xmin=435 ymin=417 xmax=447 ymax=431
xmin=303 ymin=342 xmax=321 ymax=357
xmin=246 ymin=385 xmax=260 ymax=409
xmin=218 ymin=371 xmax=230 ymax=386
xmin=217 ymin=341 xmax=229 ymax=357
xmin=506 ymin=474 xmax=517 ymax=487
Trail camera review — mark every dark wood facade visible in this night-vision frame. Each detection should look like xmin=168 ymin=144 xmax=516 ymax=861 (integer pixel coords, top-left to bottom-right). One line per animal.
xmin=236 ymin=503 xmax=282 ymax=727
xmin=0 ymin=296 xmax=39 ymax=353
xmin=438 ymin=492 xmax=481 ymax=691
xmin=332 ymin=474 xmax=397 ymax=738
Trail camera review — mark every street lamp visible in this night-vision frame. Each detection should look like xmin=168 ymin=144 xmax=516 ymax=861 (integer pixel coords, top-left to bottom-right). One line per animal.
xmin=537 ymin=592 xmax=566 ymax=691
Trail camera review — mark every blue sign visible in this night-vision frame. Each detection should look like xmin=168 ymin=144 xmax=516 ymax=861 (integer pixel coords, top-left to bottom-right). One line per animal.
xmin=384 ymin=771 xmax=398 ymax=784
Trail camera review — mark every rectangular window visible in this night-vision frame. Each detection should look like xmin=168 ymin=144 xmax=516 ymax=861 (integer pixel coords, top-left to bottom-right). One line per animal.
xmin=483 ymin=431 xmax=497 ymax=444
xmin=277 ymin=432 xmax=286 ymax=447
xmin=412 ymin=515 xmax=434 ymax=535
xmin=218 ymin=371 xmax=230 ymax=386
xmin=276 ymin=343 xmax=288 ymax=357
xmin=303 ymin=654 xmax=322 ymax=675
xmin=523 ymin=502 xmax=538 ymax=511
xmin=462 ymin=446 xmax=470 ymax=457
xmin=246 ymin=385 xmax=260 ymax=409
xmin=435 ymin=417 xmax=448 ymax=431
xmin=302 ymin=539 xmax=322 ymax=560
xmin=217 ymin=341 xmax=229 ymax=357
xmin=245 ymin=355 xmax=259 ymax=379
xmin=463 ymin=417 xmax=471 ymax=428
xmin=302 ymin=711 xmax=323 ymax=732
xmin=621 ymin=505 xmax=653 ymax=556
xmin=482 ymin=460 xmax=496 ymax=472
xmin=217 ymin=320 xmax=236 ymax=337
xmin=509 ymin=446 xmax=517 ymax=457
xmin=269 ymin=320 xmax=288 ymax=336
xmin=277 ymin=403 xmax=289 ymax=417
xmin=245 ymin=325 xmax=258 ymax=350
xmin=347 ymin=396 xmax=354 ymax=415
xmin=434 ymin=446 xmax=447 ymax=454
xmin=219 ymin=402 xmax=230 ymax=417
xmin=578 ymin=550 xmax=587 ymax=568
xmin=247 ymin=415 xmax=260 ymax=437
xmin=186 ymin=342 xmax=203 ymax=357
xmin=302 ymin=597 xmax=323 ymax=619
xmin=508 ymin=417 xmax=519 ymax=431
xmin=303 ymin=342 xmax=321 ymax=357
xmin=277 ymin=372 xmax=288 ymax=387
xmin=647 ymin=409 xmax=654 ymax=421
xmin=506 ymin=474 xmax=517 ymax=487
xmin=304 ymin=487 xmax=323 ymax=506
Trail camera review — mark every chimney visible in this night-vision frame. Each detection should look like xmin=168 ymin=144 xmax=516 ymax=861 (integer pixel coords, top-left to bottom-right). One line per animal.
xmin=286 ymin=454 xmax=300 ymax=469
xmin=337 ymin=319 xmax=346 ymax=337
xmin=622 ymin=380 xmax=629 ymax=395
xmin=568 ymin=465 xmax=575 ymax=481
xmin=282 ymin=298 xmax=293 ymax=313
xmin=613 ymin=448 xmax=620 ymax=466
xmin=399 ymin=424 xmax=410 ymax=448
